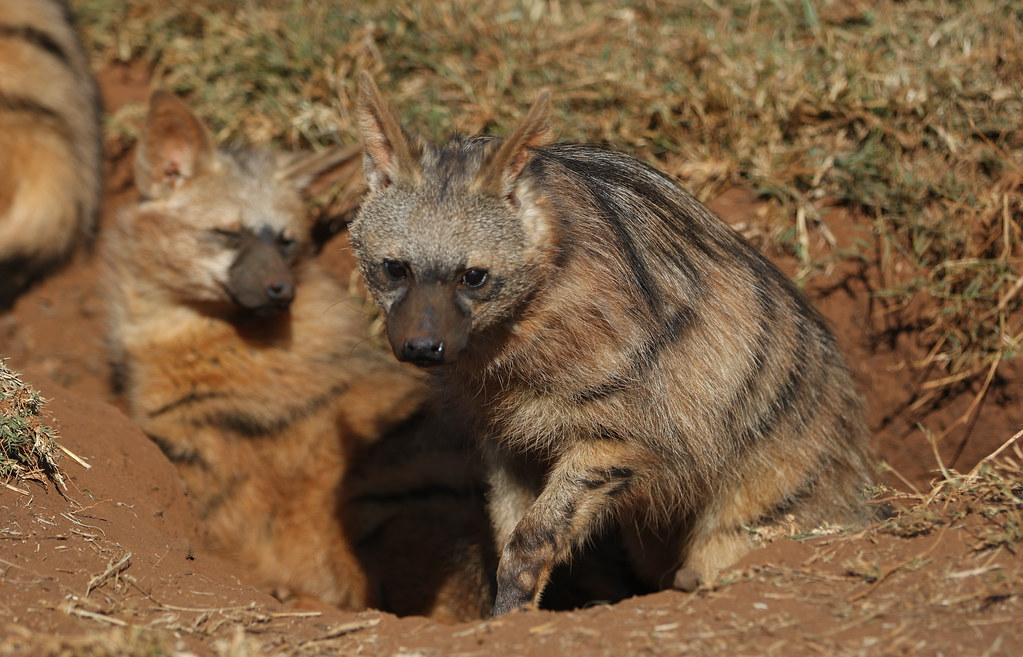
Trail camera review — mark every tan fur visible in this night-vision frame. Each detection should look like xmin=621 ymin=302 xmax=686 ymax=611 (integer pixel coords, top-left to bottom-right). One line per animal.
xmin=0 ymin=0 xmax=102 ymax=307
xmin=106 ymin=91 xmax=494 ymax=621
xmin=351 ymin=74 xmax=876 ymax=614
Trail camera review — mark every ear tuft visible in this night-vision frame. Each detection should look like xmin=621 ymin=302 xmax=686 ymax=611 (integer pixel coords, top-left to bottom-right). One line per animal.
xmin=475 ymin=90 xmax=552 ymax=199
xmin=133 ymin=90 xmax=215 ymax=199
xmin=274 ymin=143 xmax=363 ymax=195
xmin=356 ymin=72 xmax=422 ymax=190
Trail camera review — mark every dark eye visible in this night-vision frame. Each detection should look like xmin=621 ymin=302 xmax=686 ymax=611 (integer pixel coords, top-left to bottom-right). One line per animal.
xmin=277 ymin=235 xmax=297 ymax=256
xmin=383 ymin=260 xmax=409 ymax=281
xmin=212 ymin=228 xmax=241 ymax=247
xmin=460 ymin=268 xmax=488 ymax=288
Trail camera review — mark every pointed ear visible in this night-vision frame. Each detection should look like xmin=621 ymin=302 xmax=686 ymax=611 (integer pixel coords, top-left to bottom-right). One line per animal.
xmin=475 ymin=90 xmax=551 ymax=199
xmin=274 ymin=143 xmax=363 ymax=195
xmin=133 ymin=90 xmax=215 ymax=199
xmin=356 ymin=71 xmax=421 ymax=190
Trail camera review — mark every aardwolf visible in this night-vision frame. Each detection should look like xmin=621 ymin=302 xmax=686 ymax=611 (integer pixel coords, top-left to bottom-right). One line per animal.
xmin=350 ymin=73 xmax=875 ymax=614
xmin=106 ymin=90 xmax=494 ymax=621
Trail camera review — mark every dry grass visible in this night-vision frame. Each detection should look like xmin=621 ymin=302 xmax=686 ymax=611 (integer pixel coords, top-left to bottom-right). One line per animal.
xmin=0 ymin=360 xmax=65 ymax=493
xmin=881 ymin=429 xmax=1023 ymax=543
xmin=0 ymin=627 xmax=176 ymax=657
xmin=68 ymin=0 xmax=1021 ymax=394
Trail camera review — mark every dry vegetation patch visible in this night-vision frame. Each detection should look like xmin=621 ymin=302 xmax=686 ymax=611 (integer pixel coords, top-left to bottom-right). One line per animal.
xmin=0 ymin=361 xmax=66 ymax=494
xmin=72 ymin=0 xmax=1021 ymax=406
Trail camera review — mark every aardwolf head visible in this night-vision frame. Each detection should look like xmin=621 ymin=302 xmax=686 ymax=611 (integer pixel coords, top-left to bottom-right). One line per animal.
xmin=350 ymin=74 xmax=553 ymax=366
xmin=129 ymin=90 xmax=357 ymax=316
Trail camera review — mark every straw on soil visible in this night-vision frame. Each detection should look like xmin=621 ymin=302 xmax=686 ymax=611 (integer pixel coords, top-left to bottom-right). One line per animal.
xmin=0 ymin=360 xmax=66 ymax=492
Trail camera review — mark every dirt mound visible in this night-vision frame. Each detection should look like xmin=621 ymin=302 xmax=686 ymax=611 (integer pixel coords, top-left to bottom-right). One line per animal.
xmin=1 ymin=367 xmax=1020 ymax=655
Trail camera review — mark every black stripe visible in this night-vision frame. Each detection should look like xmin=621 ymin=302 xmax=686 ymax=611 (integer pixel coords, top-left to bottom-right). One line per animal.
xmin=716 ymin=275 xmax=781 ymax=444
xmin=0 ymin=24 xmax=71 ymax=65
xmin=600 ymin=202 xmax=664 ymax=316
xmin=149 ymin=390 xmax=226 ymax=419
xmin=574 ymin=304 xmax=698 ymax=403
xmin=546 ymin=465 xmax=635 ymax=551
xmin=499 ymin=465 xmax=636 ymax=561
xmin=755 ymin=451 xmax=840 ymax=524
xmin=150 ymin=381 xmax=351 ymax=438
xmin=733 ymin=309 xmax=823 ymax=450
xmin=0 ymin=93 xmax=62 ymax=121
xmin=592 ymin=425 xmax=629 ymax=441
xmin=211 ymin=378 xmax=351 ymax=433
xmin=545 ymin=145 xmax=714 ymax=282
xmin=0 ymin=93 xmax=80 ymax=153
xmin=196 ymin=474 xmax=246 ymax=521
xmin=146 ymin=432 xmax=206 ymax=468
xmin=506 ymin=527 xmax=558 ymax=555
xmin=203 ymin=382 xmax=349 ymax=437
xmin=545 ymin=152 xmax=665 ymax=317
xmin=577 ymin=465 xmax=634 ymax=491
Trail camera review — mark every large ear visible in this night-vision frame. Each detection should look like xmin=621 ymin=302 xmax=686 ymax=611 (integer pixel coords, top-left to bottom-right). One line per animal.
xmin=274 ymin=143 xmax=362 ymax=194
xmin=356 ymin=72 xmax=421 ymax=190
xmin=134 ymin=90 xmax=215 ymax=199
xmin=275 ymin=144 xmax=367 ymax=248
xmin=474 ymin=91 xmax=551 ymax=199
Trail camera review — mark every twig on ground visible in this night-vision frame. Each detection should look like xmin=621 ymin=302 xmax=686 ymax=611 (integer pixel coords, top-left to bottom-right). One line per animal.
xmin=86 ymin=552 xmax=132 ymax=596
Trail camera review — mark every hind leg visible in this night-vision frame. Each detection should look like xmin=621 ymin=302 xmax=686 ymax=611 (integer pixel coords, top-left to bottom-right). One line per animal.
xmin=676 ymin=523 xmax=755 ymax=591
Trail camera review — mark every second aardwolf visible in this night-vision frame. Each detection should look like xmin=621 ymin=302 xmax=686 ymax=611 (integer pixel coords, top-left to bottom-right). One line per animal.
xmin=106 ymin=90 xmax=494 ymax=621
xmin=350 ymin=73 xmax=876 ymax=614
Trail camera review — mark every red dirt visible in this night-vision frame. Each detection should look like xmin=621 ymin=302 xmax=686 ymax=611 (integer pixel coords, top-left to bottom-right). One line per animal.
xmin=1 ymin=67 xmax=1020 ymax=656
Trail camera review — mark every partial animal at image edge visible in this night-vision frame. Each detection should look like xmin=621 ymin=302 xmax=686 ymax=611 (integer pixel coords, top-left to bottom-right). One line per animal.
xmin=0 ymin=0 xmax=103 ymax=308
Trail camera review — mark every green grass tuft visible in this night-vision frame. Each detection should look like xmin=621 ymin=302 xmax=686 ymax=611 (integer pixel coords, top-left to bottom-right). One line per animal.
xmin=0 ymin=360 xmax=65 ymax=491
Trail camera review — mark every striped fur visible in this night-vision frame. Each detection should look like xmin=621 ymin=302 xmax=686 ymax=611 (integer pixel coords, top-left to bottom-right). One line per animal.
xmin=351 ymin=73 xmax=876 ymax=614
xmin=106 ymin=91 xmax=494 ymax=621
xmin=0 ymin=0 xmax=102 ymax=307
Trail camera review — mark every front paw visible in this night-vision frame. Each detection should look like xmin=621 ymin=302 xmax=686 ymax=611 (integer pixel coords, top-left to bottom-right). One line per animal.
xmin=492 ymin=531 xmax=553 ymax=615
xmin=493 ymin=595 xmax=529 ymax=616
xmin=493 ymin=585 xmax=533 ymax=616
xmin=493 ymin=568 xmax=540 ymax=614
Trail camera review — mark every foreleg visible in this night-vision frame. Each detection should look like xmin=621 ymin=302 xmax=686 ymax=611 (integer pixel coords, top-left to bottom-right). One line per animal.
xmin=492 ymin=440 xmax=648 ymax=615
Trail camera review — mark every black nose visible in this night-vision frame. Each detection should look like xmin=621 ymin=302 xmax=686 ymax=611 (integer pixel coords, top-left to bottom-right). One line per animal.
xmin=266 ymin=279 xmax=294 ymax=303
xmin=401 ymin=337 xmax=445 ymax=365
